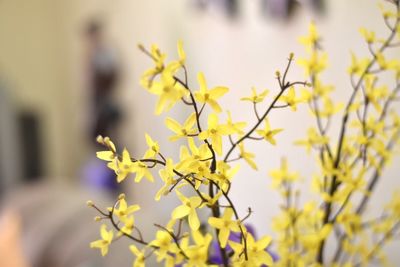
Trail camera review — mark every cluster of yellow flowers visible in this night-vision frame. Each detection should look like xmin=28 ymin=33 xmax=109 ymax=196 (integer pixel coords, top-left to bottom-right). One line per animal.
xmin=88 ymin=1 xmax=400 ymax=266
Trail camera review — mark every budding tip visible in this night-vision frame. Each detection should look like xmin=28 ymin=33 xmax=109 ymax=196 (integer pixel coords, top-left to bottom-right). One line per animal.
xmin=118 ymin=193 xmax=126 ymax=200
xmin=87 ymin=200 xmax=94 ymax=207
xmin=96 ymin=135 xmax=104 ymax=144
xmin=94 ymin=216 xmax=102 ymax=222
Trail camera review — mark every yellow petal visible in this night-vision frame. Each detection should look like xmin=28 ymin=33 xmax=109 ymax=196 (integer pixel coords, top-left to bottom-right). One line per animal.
xmin=177 ymin=40 xmax=186 ymax=64
xmin=172 ymin=205 xmax=191 ymax=219
xmin=219 ymin=228 xmax=230 ymax=248
xmin=96 ymin=151 xmax=115 ymax=161
xmin=188 ymin=209 xmax=200 ymax=230
xmin=208 ymin=99 xmax=222 ymax=113
xmin=165 ymin=117 xmax=182 ymax=134
xmin=208 ymin=113 xmax=218 ymax=128
xmin=210 ymin=86 xmax=229 ymax=98
xmin=197 ymin=72 xmax=207 ymax=92
xmin=208 ymin=217 xmax=223 ymax=229
xmin=256 ymin=236 xmax=272 ymax=249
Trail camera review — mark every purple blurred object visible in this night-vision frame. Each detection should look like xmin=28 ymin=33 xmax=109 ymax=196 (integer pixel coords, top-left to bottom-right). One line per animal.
xmin=209 ymin=224 xmax=279 ymax=265
xmin=82 ymin=157 xmax=119 ymax=193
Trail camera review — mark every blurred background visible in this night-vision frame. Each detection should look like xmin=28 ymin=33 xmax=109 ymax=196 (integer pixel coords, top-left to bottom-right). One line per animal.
xmin=0 ymin=0 xmax=399 ymax=266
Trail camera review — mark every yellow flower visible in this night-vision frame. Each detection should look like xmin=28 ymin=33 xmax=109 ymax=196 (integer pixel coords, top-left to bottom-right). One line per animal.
xmin=299 ymin=87 xmax=313 ymax=103
xmin=212 ymin=161 xmax=240 ymax=191
xmin=139 ymin=44 xmax=167 ymax=89
xmin=230 ymin=233 xmax=273 ymax=267
xmin=312 ymin=78 xmax=334 ymax=97
xmin=90 ymin=224 xmax=113 ymax=256
xmin=378 ymin=3 xmax=398 ymax=19
xmin=198 ymin=113 xmax=232 ymax=155
xmin=364 ymin=75 xmax=388 ymax=112
xmin=155 ymin=158 xmax=176 ymax=201
xmin=297 ymin=51 xmax=328 ymax=76
xmin=347 ymin=52 xmax=369 ymax=76
xmin=111 ymin=198 xmax=140 ymax=220
xmin=256 ymin=118 xmax=283 ymax=145
xmin=370 ymin=138 xmax=391 ymax=161
xmin=226 ymin=111 xmax=247 ymax=135
xmin=171 ymin=190 xmax=203 ymax=230
xmin=269 ymin=158 xmax=299 ymax=188
xmin=201 ymin=190 xmax=223 ymax=206
xmin=299 ymin=22 xmax=320 ymax=49
xmin=107 ymin=148 xmax=134 ymax=183
xmin=130 ymin=245 xmax=146 ymax=267
xmin=208 ymin=208 xmax=240 ymax=248
xmin=132 ymin=161 xmax=154 ymax=183
xmin=321 ymin=187 xmax=349 ymax=203
xmin=176 ymin=139 xmax=212 ymax=189
xmin=238 ymin=142 xmax=257 ymax=170
xmin=241 ymin=87 xmax=269 ymax=103
xmin=336 ymin=206 xmax=362 ymax=238
xmin=194 ymin=72 xmax=229 ymax=113
xmin=150 ymin=44 xmax=166 ymax=70
xmin=149 ymin=64 xmax=186 ymax=114
xmin=386 ymin=191 xmax=400 ymax=217
xmin=365 ymin=116 xmax=385 ymax=136
xmin=149 ymin=230 xmax=178 ymax=262
xmin=182 ymin=138 xmax=212 ymax=164
xmin=299 ymin=224 xmax=332 ymax=250
xmin=317 ymin=97 xmax=343 ymax=117
xmin=294 ymin=127 xmax=329 ymax=153
xmin=165 ymin=112 xmax=197 ymax=141
xmin=359 ymin=27 xmax=376 ymax=43
xmin=279 ymin=86 xmax=304 ymax=111
xmin=143 ymin=133 xmax=160 ymax=159
xmin=376 ymin=52 xmax=399 ymax=70
xmin=118 ymin=216 xmax=135 ymax=237
xmin=184 ymin=230 xmax=214 ymax=267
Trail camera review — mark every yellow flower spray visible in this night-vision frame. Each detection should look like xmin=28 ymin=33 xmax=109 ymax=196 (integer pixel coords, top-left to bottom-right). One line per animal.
xmin=88 ymin=1 xmax=400 ymax=266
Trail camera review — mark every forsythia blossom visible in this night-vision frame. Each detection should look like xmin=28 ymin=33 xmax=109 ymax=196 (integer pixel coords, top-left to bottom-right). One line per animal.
xmin=89 ymin=3 xmax=400 ymax=266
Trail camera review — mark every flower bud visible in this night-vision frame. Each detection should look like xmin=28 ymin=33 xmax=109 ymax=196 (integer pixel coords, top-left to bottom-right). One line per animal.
xmin=96 ymin=135 xmax=104 ymax=144
xmin=137 ymin=43 xmax=145 ymax=51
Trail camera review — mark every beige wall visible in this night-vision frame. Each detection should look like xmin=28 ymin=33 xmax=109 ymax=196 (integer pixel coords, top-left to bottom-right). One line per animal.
xmin=0 ymin=1 xmax=80 ymax=179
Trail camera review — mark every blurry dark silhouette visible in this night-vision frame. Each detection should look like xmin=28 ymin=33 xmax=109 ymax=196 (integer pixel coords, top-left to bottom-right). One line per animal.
xmin=194 ymin=0 xmax=240 ymax=19
xmin=18 ymin=112 xmax=43 ymax=182
xmin=85 ymin=20 xmax=122 ymax=141
xmin=261 ymin=0 xmax=325 ymax=20
xmin=193 ymin=0 xmax=326 ymax=21
xmin=83 ymin=20 xmax=122 ymax=194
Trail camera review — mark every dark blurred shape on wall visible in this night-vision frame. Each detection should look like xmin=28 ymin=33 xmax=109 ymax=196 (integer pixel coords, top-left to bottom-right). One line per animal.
xmin=261 ymin=0 xmax=325 ymax=20
xmin=194 ymin=0 xmax=240 ymax=19
xmin=18 ymin=112 xmax=43 ymax=182
xmin=82 ymin=19 xmax=122 ymax=195
xmin=193 ymin=0 xmax=325 ymax=21
xmin=85 ymin=19 xmax=122 ymax=141
xmin=0 ymin=81 xmax=44 ymax=196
